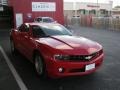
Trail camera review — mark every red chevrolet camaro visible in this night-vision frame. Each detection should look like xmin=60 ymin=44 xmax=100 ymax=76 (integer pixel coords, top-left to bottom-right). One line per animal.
xmin=10 ymin=23 xmax=104 ymax=78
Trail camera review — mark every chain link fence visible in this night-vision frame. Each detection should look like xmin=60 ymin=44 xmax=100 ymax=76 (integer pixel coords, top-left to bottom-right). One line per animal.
xmin=64 ymin=15 xmax=120 ymax=31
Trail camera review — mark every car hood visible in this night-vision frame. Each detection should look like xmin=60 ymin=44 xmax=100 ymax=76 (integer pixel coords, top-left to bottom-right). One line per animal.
xmin=36 ymin=35 xmax=102 ymax=55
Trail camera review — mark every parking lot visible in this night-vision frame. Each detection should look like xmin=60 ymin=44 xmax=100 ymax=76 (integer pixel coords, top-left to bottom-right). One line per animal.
xmin=0 ymin=26 xmax=120 ymax=90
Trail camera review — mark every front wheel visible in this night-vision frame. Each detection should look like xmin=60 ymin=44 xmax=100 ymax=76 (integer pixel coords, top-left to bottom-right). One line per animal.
xmin=34 ymin=53 xmax=46 ymax=77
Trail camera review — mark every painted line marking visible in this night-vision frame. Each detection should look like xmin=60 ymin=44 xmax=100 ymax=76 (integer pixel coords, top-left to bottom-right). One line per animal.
xmin=0 ymin=46 xmax=28 ymax=90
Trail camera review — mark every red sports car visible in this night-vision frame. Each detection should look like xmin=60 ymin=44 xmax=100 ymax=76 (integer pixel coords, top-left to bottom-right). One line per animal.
xmin=10 ymin=23 xmax=104 ymax=78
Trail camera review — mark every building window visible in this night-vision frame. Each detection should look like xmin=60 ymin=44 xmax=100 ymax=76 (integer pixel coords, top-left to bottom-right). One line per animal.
xmin=89 ymin=10 xmax=96 ymax=15
xmin=100 ymin=9 xmax=106 ymax=14
xmin=78 ymin=9 xmax=85 ymax=15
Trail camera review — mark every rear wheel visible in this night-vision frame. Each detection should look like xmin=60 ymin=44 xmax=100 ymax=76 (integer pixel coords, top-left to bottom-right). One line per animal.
xmin=34 ymin=53 xmax=46 ymax=77
xmin=10 ymin=39 xmax=17 ymax=54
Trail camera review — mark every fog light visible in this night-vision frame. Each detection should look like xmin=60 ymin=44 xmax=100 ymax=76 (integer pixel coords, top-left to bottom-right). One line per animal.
xmin=58 ymin=68 xmax=64 ymax=73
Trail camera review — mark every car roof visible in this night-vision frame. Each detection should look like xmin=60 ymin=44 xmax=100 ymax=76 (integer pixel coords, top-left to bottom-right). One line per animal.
xmin=25 ymin=22 xmax=60 ymax=26
xmin=36 ymin=17 xmax=52 ymax=19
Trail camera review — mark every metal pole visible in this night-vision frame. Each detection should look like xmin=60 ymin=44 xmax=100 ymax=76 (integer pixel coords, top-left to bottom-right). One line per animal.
xmin=97 ymin=0 xmax=98 ymax=17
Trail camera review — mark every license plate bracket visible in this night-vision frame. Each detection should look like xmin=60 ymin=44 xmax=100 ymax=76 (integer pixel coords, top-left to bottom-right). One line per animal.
xmin=85 ymin=63 xmax=95 ymax=71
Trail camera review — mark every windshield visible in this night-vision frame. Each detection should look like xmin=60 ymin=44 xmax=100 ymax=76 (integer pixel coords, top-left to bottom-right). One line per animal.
xmin=32 ymin=24 xmax=72 ymax=37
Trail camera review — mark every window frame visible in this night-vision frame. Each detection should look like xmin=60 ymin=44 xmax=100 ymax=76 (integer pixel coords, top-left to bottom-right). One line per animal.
xmin=18 ymin=24 xmax=29 ymax=32
xmin=31 ymin=25 xmax=46 ymax=38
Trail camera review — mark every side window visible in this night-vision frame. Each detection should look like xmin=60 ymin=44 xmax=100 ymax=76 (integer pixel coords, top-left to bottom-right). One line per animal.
xmin=19 ymin=24 xmax=29 ymax=32
xmin=37 ymin=18 xmax=42 ymax=22
xmin=18 ymin=24 xmax=24 ymax=32
xmin=32 ymin=26 xmax=45 ymax=37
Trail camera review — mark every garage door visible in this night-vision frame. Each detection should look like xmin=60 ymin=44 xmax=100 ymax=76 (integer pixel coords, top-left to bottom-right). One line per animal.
xmin=0 ymin=5 xmax=14 ymax=29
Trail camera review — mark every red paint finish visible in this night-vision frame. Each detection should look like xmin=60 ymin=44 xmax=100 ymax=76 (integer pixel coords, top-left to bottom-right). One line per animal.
xmin=10 ymin=23 xmax=104 ymax=78
xmin=8 ymin=0 xmax=64 ymax=27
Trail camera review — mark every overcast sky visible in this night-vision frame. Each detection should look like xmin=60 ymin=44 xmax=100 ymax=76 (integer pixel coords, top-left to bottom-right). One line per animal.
xmin=64 ymin=0 xmax=120 ymax=7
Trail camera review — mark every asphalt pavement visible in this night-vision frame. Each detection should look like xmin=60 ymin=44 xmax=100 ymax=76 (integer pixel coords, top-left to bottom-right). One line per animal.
xmin=0 ymin=50 xmax=19 ymax=90
xmin=0 ymin=27 xmax=120 ymax=90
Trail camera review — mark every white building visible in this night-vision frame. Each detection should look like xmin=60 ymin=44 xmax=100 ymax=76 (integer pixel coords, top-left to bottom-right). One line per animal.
xmin=112 ymin=7 xmax=120 ymax=18
xmin=64 ymin=1 xmax=113 ymax=17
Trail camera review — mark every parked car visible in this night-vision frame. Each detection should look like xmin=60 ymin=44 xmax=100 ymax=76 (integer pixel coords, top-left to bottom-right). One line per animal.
xmin=34 ymin=17 xmax=56 ymax=23
xmin=10 ymin=23 xmax=104 ymax=78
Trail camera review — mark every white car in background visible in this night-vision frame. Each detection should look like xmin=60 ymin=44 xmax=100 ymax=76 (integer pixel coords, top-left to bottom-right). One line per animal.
xmin=34 ymin=17 xmax=57 ymax=23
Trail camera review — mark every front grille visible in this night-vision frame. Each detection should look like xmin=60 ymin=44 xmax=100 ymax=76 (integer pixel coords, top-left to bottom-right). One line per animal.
xmin=68 ymin=50 xmax=103 ymax=62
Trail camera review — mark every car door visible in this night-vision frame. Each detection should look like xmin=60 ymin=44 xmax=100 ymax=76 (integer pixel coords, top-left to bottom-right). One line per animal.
xmin=17 ymin=24 xmax=30 ymax=56
xmin=22 ymin=25 xmax=37 ymax=60
xmin=15 ymin=24 xmax=26 ymax=53
xmin=23 ymin=25 xmax=46 ymax=61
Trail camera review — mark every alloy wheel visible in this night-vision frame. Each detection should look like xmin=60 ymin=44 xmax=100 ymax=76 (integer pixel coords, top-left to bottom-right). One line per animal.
xmin=35 ymin=55 xmax=43 ymax=76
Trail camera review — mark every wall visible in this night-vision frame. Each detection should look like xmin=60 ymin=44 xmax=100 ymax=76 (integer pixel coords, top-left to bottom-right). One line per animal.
xmin=76 ymin=2 xmax=112 ymax=11
xmin=64 ymin=2 xmax=112 ymax=11
xmin=64 ymin=2 xmax=73 ymax=10
xmin=64 ymin=2 xmax=112 ymax=18
xmin=112 ymin=8 xmax=120 ymax=18
xmin=8 ymin=0 xmax=64 ymax=27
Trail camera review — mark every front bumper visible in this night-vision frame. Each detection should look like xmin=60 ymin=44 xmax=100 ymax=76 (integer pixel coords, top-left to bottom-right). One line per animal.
xmin=45 ymin=53 xmax=104 ymax=78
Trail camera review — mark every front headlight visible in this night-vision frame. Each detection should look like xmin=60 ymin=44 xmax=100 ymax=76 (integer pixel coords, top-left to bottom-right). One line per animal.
xmin=54 ymin=54 xmax=70 ymax=60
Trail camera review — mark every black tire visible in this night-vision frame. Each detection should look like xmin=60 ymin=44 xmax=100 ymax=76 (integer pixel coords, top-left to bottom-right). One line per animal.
xmin=10 ymin=39 xmax=17 ymax=54
xmin=34 ymin=53 xmax=46 ymax=78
